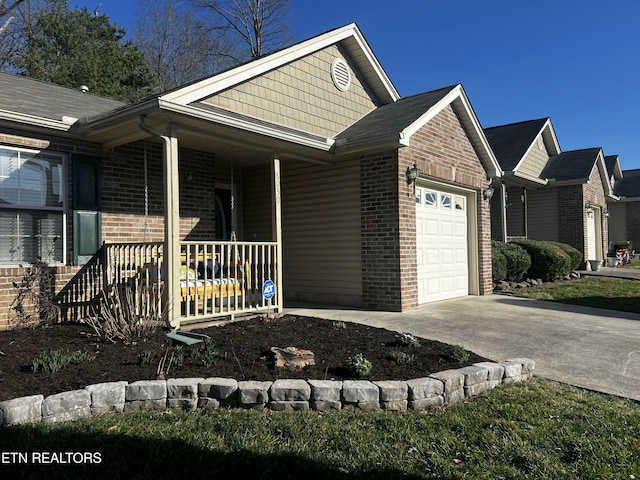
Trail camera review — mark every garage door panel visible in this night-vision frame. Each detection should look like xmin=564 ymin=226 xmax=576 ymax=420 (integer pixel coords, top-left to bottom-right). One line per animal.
xmin=416 ymin=185 xmax=470 ymax=304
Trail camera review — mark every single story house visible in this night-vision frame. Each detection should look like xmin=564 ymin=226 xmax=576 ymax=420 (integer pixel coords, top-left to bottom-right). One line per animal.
xmin=0 ymin=23 xmax=500 ymax=330
xmin=485 ymin=118 xmax=616 ymax=267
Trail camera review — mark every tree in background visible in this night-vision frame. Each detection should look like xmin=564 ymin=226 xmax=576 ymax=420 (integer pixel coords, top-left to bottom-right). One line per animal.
xmin=193 ymin=0 xmax=292 ymax=60
xmin=134 ymin=0 xmax=240 ymax=92
xmin=0 ymin=0 xmax=30 ymax=69
xmin=15 ymin=0 xmax=153 ymax=102
xmin=0 ymin=0 xmax=24 ymax=33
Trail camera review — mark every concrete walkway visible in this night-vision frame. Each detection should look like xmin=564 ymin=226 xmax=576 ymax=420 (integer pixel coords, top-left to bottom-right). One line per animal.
xmin=287 ymin=293 xmax=640 ymax=401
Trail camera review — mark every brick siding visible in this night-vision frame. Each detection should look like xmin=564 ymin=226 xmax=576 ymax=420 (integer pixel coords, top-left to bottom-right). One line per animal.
xmin=360 ymin=104 xmax=493 ymax=311
xmin=557 ymin=164 xmax=608 ymax=265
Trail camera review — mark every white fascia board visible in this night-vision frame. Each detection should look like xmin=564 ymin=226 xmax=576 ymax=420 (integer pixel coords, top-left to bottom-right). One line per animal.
xmin=596 ymin=149 xmax=614 ymax=197
xmin=159 ymin=100 xmax=335 ymax=151
xmin=0 ymin=109 xmax=75 ymax=131
xmin=399 ymin=85 xmax=501 ymax=178
xmin=505 ymin=170 xmax=548 ymax=185
xmin=161 ymin=24 xmax=399 ymax=106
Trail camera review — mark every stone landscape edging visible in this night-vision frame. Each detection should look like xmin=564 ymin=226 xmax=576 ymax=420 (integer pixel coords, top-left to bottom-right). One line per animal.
xmin=0 ymin=358 xmax=535 ymax=426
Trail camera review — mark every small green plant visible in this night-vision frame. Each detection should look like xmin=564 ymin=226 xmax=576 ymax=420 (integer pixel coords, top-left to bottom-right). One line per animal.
xmin=395 ymin=332 xmax=420 ymax=348
xmin=332 ymin=320 xmax=347 ymax=330
xmin=344 ymin=353 xmax=372 ymax=377
xmin=444 ymin=344 xmax=470 ymax=365
xmin=137 ymin=350 xmax=156 ymax=366
xmin=191 ymin=339 xmax=218 ymax=368
xmin=32 ymin=349 xmax=95 ymax=374
xmin=388 ymin=349 xmax=415 ymax=364
xmin=172 ymin=345 xmax=185 ymax=367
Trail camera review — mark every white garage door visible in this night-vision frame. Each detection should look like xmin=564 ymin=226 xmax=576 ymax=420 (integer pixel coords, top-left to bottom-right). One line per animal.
xmin=416 ymin=186 xmax=469 ymax=303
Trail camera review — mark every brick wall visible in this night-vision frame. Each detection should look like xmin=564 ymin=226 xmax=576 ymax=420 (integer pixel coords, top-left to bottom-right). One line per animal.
xmin=557 ymin=165 xmax=608 ymax=265
xmin=103 ymin=143 xmax=216 ymax=243
xmin=360 ymin=151 xmax=403 ymax=310
xmin=360 ymin=104 xmax=493 ymax=311
xmin=0 ymin=265 xmax=82 ymax=331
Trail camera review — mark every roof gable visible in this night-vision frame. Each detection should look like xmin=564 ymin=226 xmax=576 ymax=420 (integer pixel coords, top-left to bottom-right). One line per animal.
xmin=484 ymin=118 xmax=560 ymax=172
xmin=335 ymin=84 xmax=501 ymax=177
xmin=605 ymin=155 xmax=623 ymax=180
xmin=160 ymin=23 xmax=399 ymax=107
xmin=541 ymin=147 xmax=614 ymax=197
xmin=613 ymin=175 xmax=640 ymax=198
xmin=193 ymin=43 xmax=380 ymax=139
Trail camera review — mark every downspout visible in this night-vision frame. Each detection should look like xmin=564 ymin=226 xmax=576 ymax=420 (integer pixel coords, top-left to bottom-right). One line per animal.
xmin=500 ymin=181 xmax=508 ymax=241
xmin=137 ymin=115 xmax=181 ymax=329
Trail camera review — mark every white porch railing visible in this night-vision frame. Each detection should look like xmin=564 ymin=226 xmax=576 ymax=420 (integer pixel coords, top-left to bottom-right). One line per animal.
xmin=103 ymin=241 xmax=281 ymax=324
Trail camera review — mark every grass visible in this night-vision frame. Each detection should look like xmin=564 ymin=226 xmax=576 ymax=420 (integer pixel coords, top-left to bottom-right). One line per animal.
xmin=1 ymin=379 xmax=640 ymax=478
xmin=513 ymin=276 xmax=640 ymax=314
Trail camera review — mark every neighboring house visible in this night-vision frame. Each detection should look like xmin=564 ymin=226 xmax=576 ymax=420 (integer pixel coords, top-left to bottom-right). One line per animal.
xmin=608 ymin=166 xmax=640 ymax=254
xmin=485 ymin=118 xmax=616 ymax=268
xmin=0 ymin=23 xmax=500 ymax=330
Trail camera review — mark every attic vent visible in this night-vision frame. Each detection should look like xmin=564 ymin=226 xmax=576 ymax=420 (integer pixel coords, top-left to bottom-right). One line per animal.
xmin=331 ymin=58 xmax=351 ymax=92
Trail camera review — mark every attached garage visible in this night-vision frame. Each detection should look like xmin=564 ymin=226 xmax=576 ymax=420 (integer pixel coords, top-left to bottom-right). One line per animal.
xmin=415 ymin=184 xmax=477 ymax=304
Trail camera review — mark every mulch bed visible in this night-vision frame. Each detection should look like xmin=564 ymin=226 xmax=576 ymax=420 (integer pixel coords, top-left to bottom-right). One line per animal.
xmin=0 ymin=315 xmax=488 ymax=401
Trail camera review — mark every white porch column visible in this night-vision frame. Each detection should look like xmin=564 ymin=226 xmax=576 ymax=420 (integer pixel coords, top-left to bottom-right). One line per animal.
xmin=271 ymin=153 xmax=283 ymax=311
xmin=164 ymin=127 xmax=181 ymax=328
xmin=137 ymin=116 xmax=181 ymax=328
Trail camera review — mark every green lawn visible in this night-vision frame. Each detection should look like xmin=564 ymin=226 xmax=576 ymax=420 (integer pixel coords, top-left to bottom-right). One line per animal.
xmin=513 ymin=276 xmax=640 ymax=314
xmin=1 ymin=379 xmax=639 ymax=479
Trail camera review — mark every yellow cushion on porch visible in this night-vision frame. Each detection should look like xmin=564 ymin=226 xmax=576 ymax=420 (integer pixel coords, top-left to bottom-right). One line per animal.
xmin=179 ymin=266 xmax=197 ymax=280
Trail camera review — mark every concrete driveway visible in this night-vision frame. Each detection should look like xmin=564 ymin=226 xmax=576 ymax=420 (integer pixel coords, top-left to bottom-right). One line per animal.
xmin=287 ymin=294 xmax=640 ymax=401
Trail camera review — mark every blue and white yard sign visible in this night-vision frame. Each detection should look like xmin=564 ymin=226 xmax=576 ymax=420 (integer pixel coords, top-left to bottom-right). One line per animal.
xmin=262 ymin=279 xmax=275 ymax=301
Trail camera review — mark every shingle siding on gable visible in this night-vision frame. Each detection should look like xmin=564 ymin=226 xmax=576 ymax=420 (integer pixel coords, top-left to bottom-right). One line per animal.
xmin=199 ymin=45 xmax=378 ymax=138
xmin=518 ymin=135 xmax=551 ymax=178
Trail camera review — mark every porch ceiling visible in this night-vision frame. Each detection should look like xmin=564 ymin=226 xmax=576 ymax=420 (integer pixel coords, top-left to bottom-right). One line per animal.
xmin=76 ymin=102 xmax=336 ymax=167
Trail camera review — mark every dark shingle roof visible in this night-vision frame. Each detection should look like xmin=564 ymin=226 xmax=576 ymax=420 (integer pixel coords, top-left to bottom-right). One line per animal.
xmin=604 ymin=155 xmax=619 ymax=176
xmin=483 ymin=118 xmax=549 ymax=171
xmin=541 ymin=148 xmax=602 ymax=182
xmin=623 ymin=169 xmax=640 ymax=177
xmin=614 ymin=175 xmax=640 ymax=197
xmin=334 ymin=85 xmax=456 ymax=145
xmin=0 ymin=72 xmax=126 ymax=122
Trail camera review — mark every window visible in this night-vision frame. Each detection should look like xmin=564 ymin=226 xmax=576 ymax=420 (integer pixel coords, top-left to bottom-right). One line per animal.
xmin=424 ymin=191 xmax=437 ymax=207
xmin=0 ymin=146 xmax=65 ymax=264
xmin=440 ymin=193 xmax=452 ymax=209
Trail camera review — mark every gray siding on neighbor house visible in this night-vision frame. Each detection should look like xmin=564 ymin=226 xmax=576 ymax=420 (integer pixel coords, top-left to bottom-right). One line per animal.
xmin=281 ymin=158 xmax=362 ymax=306
xmin=608 ymin=202 xmax=627 ymax=245
xmin=527 ymin=189 xmax=560 ymax=242
xmin=518 ymin=135 xmax=551 ymax=178
xmin=506 ymin=187 xmax=526 ymax=237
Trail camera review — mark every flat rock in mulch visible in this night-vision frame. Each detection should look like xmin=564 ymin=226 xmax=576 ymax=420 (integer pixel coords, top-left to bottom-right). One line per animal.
xmin=270 ymin=346 xmax=315 ymax=369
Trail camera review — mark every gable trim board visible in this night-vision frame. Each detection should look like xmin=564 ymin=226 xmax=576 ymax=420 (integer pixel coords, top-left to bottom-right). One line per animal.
xmin=161 ymin=23 xmax=399 ymax=106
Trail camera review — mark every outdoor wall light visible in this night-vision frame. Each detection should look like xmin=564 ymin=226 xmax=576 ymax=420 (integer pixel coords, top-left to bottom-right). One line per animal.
xmin=483 ymin=186 xmax=495 ymax=201
xmin=585 ymin=202 xmax=595 ymax=210
xmin=406 ymin=162 xmax=421 ymax=185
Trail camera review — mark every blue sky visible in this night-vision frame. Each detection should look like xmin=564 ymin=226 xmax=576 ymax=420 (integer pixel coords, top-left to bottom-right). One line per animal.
xmin=75 ymin=0 xmax=640 ymax=171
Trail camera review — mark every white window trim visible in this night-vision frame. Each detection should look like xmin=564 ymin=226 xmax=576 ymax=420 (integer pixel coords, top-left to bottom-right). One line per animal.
xmin=0 ymin=144 xmax=67 ymax=266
